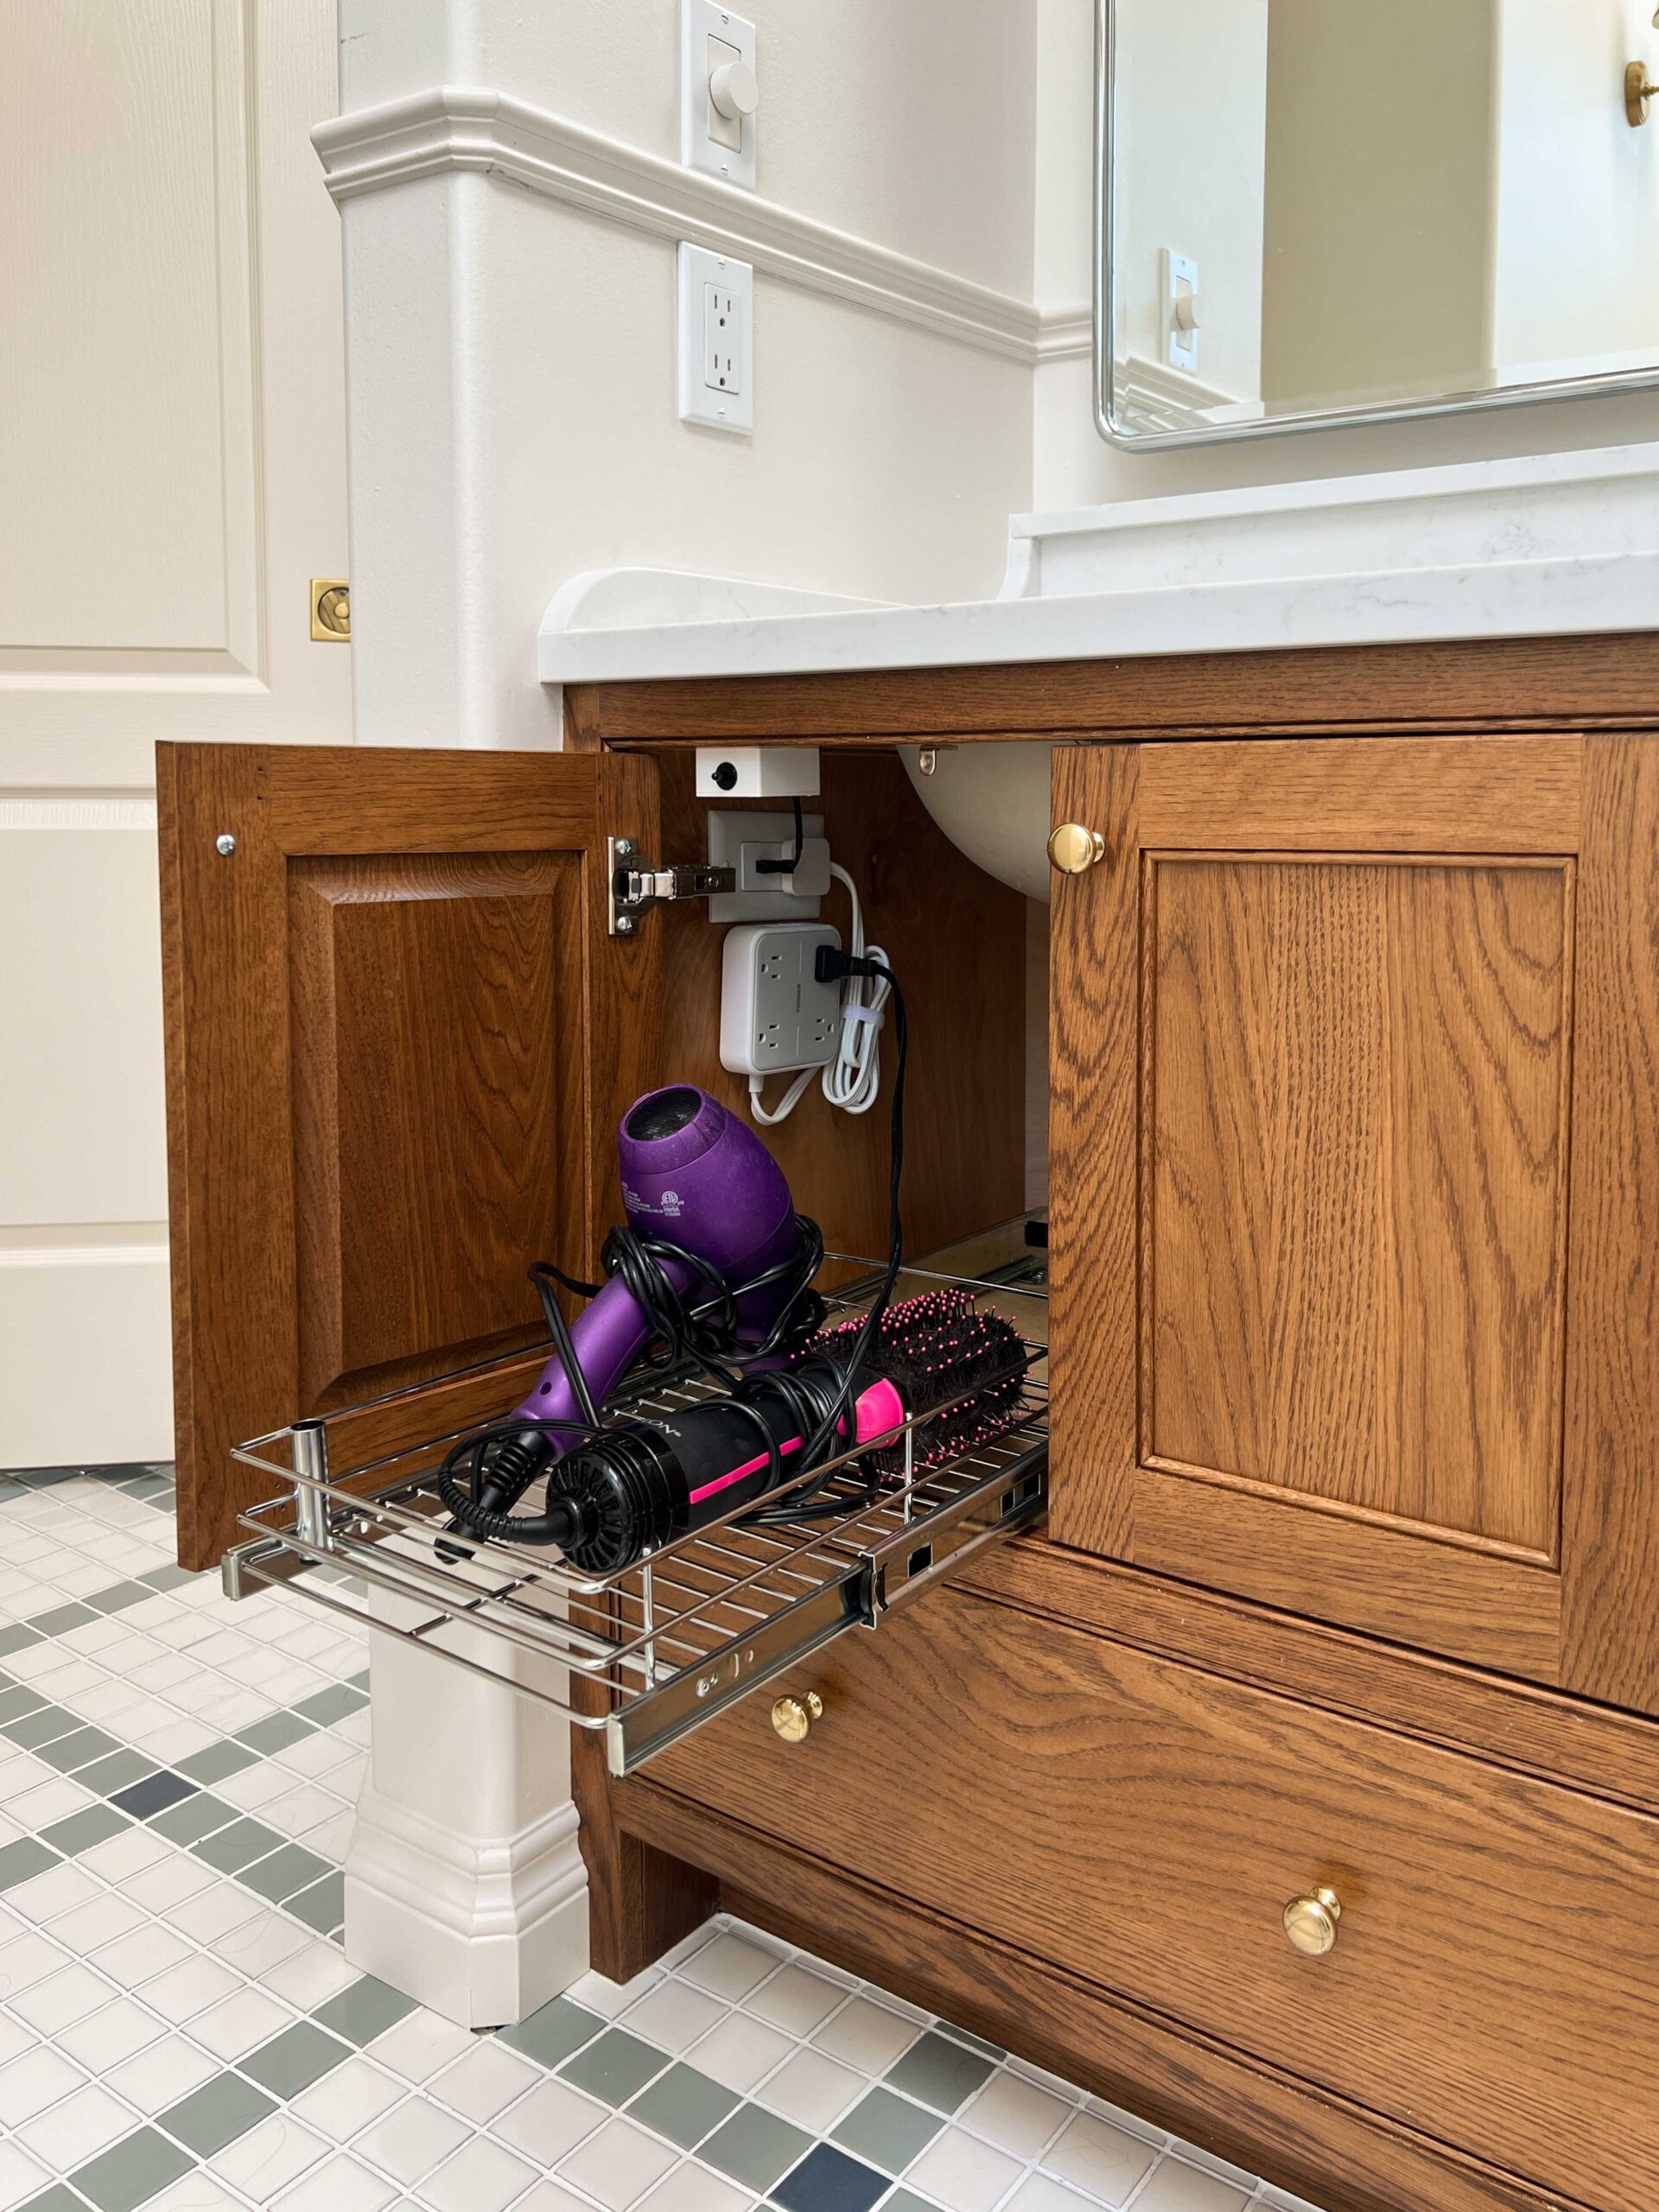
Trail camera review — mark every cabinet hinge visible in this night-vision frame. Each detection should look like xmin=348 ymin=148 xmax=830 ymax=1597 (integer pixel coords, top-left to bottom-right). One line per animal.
xmin=608 ymin=838 xmax=736 ymax=935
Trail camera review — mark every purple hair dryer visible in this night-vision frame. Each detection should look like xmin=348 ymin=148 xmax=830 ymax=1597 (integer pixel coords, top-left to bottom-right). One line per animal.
xmin=464 ymin=1084 xmax=811 ymax=1529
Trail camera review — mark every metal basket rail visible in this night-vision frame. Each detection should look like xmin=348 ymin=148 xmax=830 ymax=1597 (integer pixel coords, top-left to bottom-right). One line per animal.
xmin=224 ymin=1249 xmax=1049 ymax=1775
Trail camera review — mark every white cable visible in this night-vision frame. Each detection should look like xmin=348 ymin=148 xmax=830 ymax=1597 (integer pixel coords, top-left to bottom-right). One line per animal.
xmin=748 ymin=862 xmax=893 ymax=1124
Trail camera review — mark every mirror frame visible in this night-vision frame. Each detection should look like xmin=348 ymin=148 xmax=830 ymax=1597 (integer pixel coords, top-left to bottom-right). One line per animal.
xmin=1093 ymin=0 xmax=1659 ymax=449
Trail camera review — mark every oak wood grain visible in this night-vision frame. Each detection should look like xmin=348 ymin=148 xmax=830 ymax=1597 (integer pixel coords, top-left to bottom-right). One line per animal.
xmin=647 ymin=1591 xmax=1659 ymax=2212
xmin=563 ymin=632 xmax=1659 ymax=744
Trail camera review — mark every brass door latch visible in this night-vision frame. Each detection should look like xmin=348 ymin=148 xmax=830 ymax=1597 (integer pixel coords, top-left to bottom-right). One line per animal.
xmin=310 ymin=579 xmax=351 ymax=641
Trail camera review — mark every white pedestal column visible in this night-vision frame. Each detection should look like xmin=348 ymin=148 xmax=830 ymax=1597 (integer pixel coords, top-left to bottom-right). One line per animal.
xmin=343 ymin=1627 xmax=589 ymax=2028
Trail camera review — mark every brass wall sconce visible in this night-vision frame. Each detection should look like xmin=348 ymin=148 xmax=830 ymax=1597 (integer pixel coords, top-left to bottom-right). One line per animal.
xmin=1628 ymin=9 xmax=1659 ymax=126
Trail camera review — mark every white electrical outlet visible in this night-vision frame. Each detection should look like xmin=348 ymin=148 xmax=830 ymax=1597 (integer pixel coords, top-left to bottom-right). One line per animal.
xmin=682 ymin=0 xmax=758 ymax=188
xmin=1164 ymin=247 xmax=1200 ymax=372
xmin=706 ymin=809 xmax=829 ymax=922
xmin=721 ymin=923 xmax=842 ymax=1078
xmin=678 ymin=244 xmax=753 ymax=432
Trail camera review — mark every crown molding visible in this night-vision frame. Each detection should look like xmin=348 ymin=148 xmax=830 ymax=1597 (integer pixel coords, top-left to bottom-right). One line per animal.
xmin=313 ymin=86 xmax=1084 ymax=368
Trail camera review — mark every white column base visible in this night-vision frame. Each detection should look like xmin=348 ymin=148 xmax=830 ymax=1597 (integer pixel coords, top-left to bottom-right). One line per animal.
xmin=343 ymin=1624 xmax=589 ymax=2028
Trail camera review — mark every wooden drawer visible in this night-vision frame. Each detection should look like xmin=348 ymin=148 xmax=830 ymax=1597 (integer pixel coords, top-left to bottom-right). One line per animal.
xmin=652 ymin=1588 xmax=1659 ymax=2211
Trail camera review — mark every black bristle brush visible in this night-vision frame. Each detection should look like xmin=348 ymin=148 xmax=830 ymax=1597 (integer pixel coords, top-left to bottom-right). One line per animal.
xmin=798 ymin=1285 xmax=1031 ymax=1478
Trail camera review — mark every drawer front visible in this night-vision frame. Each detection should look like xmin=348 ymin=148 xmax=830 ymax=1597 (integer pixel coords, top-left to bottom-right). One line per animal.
xmin=652 ymin=1590 xmax=1659 ymax=2211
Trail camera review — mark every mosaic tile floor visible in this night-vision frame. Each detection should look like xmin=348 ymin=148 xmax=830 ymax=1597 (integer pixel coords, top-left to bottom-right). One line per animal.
xmin=0 ymin=1465 xmax=1327 ymax=2212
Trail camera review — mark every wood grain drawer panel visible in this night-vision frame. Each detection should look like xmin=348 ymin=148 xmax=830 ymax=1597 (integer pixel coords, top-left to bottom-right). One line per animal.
xmin=653 ymin=1592 xmax=1659 ymax=2210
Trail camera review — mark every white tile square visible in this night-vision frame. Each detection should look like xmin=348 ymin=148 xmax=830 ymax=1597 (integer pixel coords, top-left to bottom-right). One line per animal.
xmin=214 ymin=1760 xmax=292 ymax=1810
xmin=122 ymin=1852 xmax=218 ymax=1913
xmin=430 ymin=2037 xmax=541 ymax=2122
xmin=745 ymin=1961 xmax=846 ymax=2037
xmin=511 ymin=2184 xmax=613 ymax=2212
xmin=261 ymin=1936 xmax=359 ymax=2010
xmin=491 ymin=2075 xmax=608 ymax=2165
xmin=1006 ymin=2175 xmax=1104 ymax=2212
xmin=557 ymin=2114 xmax=678 ymax=2210
xmin=10 ymin=1961 xmax=116 ymax=2033
xmin=418 ymin=2133 xmax=539 ymax=2212
xmin=567 ymin=1964 xmax=664 ymax=2021
xmin=961 ymin=2069 xmax=1077 ymax=2162
xmin=8 ymin=1779 xmax=96 ymax=1832
xmin=209 ymin=2112 xmax=331 ymax=2198
xmin=138 ymin=1951 xmax=242 ymax=2024
xmin=79 ymin=1822 xmax=172 ymax=1880
xmin=93 ymin=1922 xmax=195 ymax=1988
xmin=44 ymin=1891 xmax=148 ymax=1953
xmin=0 ymin=2043 xmax=88 ymax=2127
xmin=262 ymin=1781 xmax=340 ymax=1837
xmin=1131 ymin=2158 xmax=1254 ymax=2212
xmin=163 ymin=1881 xmax=265 ymax=1945
xmin=677 ymin=1930 xmax=779 ymax=2001
xmin=210 ymin=1907 xmax=310 ymax=1978
xmin=0 ymin=1928 xmax=70 ymax=1999
xmin=305 ymin=1808 xmax=354 ymax=1861
xmin=811 ymin=1993 xmax=921 ymax=2075
xmin=684 ymin=2008 xmax=794 ymax=2094
xmin=105 ymin=2031 xmax=219 ymax=2114
xmin=137 ymin=1719 xmax=219 ymax=1765
xmin=617 ymin=1978 xmax=728 ymax=2055
xmin=365 ymin=2005 xmax=476 ymax=2083
xmin=350 ymin=2094 xmax=472 ymax=2185
xmin=906 ymin=2124 xmax=1025 ymax=2212
xmin=272 ymin=2150 xmax=399 ymax=2212
xmin=637 ymin=2162 xmax=753 ymax=2212
xmin=289 ymin=2053 xmax=405 ymax=2141
xmin=1041 ymin=2111 xmax=1160 ymax=2202
xmin=0 ymin=2013 xmax=35 ymax=2069
xmin=147 ymin=2173 xmax=251 ymax=2211
xmin=275 ymin=1730 xmax=356 ymax=1779
xmin=0 ymin=2138 xmax=52 ymax=2210
xmin=16 ymin=2077 xmax=137 ymax=2168
xmin=8 ymin=1859 xmax=102 ymax=1923
xmin=56 ymin=1994 xmax=165 ymax=2074
xmin=192 ymin=1985 xmax=295 ymax=2061
xmin=753 ymin=2044 xmax=864 ymax=2131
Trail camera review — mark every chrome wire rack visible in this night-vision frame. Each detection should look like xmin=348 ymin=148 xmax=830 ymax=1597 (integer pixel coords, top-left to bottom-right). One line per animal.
xmin=223 ymin=1239 xmax=1048 ymax=1774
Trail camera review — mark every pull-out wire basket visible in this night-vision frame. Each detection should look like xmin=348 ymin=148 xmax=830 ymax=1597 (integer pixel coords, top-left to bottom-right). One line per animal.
xmin=224 ymin=1243 xmax=1048 ymax=1774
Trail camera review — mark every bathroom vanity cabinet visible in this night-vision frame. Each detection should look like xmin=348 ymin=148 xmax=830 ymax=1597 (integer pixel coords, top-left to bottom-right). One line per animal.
xmin=158 ymin=630 xmax=1659 ymax=2212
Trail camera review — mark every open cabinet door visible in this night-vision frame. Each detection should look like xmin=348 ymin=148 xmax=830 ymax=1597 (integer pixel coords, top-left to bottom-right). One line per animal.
xmin=157 ymin=743 xmax=660 ymax=1568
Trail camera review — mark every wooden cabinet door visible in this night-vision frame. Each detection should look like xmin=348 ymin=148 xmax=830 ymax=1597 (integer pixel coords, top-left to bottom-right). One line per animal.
xmin=1049 ymin=733 xmax=1659 ymax=1712
xmin=158 ymin=743 xmax=660 ymax=1568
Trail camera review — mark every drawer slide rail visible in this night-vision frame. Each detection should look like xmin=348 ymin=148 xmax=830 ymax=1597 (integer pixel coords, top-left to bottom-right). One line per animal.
xmin=225 ymin=1253 xmax=1047 ymax=1775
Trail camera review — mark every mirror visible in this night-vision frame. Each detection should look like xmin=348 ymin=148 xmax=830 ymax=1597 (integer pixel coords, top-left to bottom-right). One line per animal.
xmin=1096 ymin=0 xmax=1659 ymax=446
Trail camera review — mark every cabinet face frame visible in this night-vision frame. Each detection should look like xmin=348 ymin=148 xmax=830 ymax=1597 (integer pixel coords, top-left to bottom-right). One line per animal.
xmin=157 ymin=742 xmax=661 ymax=1569
xmin=1048 ymin=732 xmax=1659 ymax=1713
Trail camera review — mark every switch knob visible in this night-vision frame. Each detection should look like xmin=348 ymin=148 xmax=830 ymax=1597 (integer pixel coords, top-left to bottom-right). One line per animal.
xmin=710 ymin=60 xmax=760 ymax=122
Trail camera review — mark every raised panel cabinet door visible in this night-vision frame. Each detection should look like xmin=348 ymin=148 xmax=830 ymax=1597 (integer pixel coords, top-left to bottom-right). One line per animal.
xmin=1049 ymin=734 xmax=1659 ymax=1709
xmin=157 ymin=743 xmax=661 ymax=1569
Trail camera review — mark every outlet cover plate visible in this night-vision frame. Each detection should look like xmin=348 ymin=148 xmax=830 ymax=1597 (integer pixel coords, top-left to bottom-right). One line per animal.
xmin=678 ymin=242 xmax=753 ymax=434
xmin=682 ymin=0 xmax=757 ymax=188
xmin=707 ymin=808 xmax=827 ymax=922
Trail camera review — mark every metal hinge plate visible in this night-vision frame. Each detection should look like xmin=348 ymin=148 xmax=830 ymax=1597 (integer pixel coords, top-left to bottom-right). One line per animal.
xmin=608 ymin=838 xmax=736 ymax=935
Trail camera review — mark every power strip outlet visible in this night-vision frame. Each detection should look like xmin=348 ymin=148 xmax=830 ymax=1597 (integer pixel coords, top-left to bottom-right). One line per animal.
xmin=707 ymin=808 xmax=830 ymax=923
xmin=720 ymin=922 xmax=841 ymax=1077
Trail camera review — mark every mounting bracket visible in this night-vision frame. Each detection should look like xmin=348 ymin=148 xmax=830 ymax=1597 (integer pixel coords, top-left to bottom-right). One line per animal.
xmin=608 ymin=837 xmax=736 ymax=936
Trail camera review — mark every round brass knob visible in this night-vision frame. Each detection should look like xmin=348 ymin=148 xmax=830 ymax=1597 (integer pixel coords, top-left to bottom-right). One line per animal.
xmin=1047 ymin=823 xmax=1108 ymax=875
xmin=1282 ymin=1886 xmax=1343 ymax=1958
xmin=770 ymin=1691 xmax=823 ymax=1744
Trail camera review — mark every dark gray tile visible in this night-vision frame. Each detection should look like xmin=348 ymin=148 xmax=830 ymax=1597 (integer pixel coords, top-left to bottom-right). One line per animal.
xmin=284 ymin=1872 xmax=345 ymax=1933
xmin=150 ymin=1793 xmax=238 ymax=1847
xmin=497 ymin=1995 xmax=605 ymax=2068
xmin=174 ymin=1738 xmax=257 ymax=1786
xmin=346 ymin=1669 xmax=370 ymax=1692
xmin=35 ymin=1724 xmax=122 ymax=1773
xmin=771 ymin=2142 xmax=888 ymax=2212
xmin=861 ymin=2195 xmax=936 ymax=2212
xmin=830 ymin=2087 xmax=944 ymax=2175
xmin=240 ymin=2020 xmax=351 ymax=2097
xmin=0 ymin=1838 xmax=59 ymax=1891
xmin=39 ymin=1803 xmax=130 ymax=1858
xmin=312 ymin=1974 xmax=416 ymax=2045
xmin=882 ymin=2029 xmax=996 ymax=2113
xmin=157 ymin=2069 xmax=277 ymax=2155
xmin=16 ymin=2185 xmax=90 ymax=2212
xmin=137 ymin=1563 xmax=197 ymax=1592
xmin=559 ymin=2027 xmax=671 ymax=2105
xmin=935 ymin=2019 xmax=1005 ymax=2060
xmin=233 ymin=1711 xmax=313 ymax=1756
xmin=11 ymin=1468 xmax=80 ymax=1489
xmin=109 ymin=1770 xmax=196 ymax=1821
xmin=190 ymin=1816 xmax=283 ymax=1872
xmin=291 ymin=1683 xmax=365 ymax=1727
xmin=0 ymin=1624 xmax=43 ymax=1656
xmin=0 ymin=1684 xmax=45 ymax=1723
xmin=626 ymin=2062 xmax=739 ymax=2149
xmin=78 ymin=1749 xmax=158 ymax=1798
xmin=702 ymin=2105 xmax=814 ymax=2192
xmin=85 ymin=1580 xmax=153 ymax=1617
xmin=3 ymin=1703 xmax=79 ymax=1750
xmin=238 ymin=1841 xmax=332 ymax=1904
xmin=67 ymin=2126 xmax=193 ymax=2212
xmin=26 ymin=1601 xmax=97 ymax=1636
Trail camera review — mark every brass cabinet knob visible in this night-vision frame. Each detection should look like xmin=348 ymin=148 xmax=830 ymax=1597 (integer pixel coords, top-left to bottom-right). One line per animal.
xmin=1047 ymin=823 xmax=1108 ymax=874
xmin=770 ymin=1691 xmax=823 ymax=1743
xmin=1282 ymin=1886 xmax=1343 ymax=1958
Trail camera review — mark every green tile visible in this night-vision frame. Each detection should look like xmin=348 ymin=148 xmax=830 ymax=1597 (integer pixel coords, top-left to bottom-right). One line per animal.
xmin=233 ymin=1711 xmax=313 ymax=1756
xmin=284 ymin=1872 xmax=345 ymax=1933
xmin=346 ymin=1669 xmax=370 ymax=1692
xmin=150 ymin=1791 xmax=238 ymax=1847
xmin=174 ymin=1738 xmax=257 ymax=1786
xmin=830 ymin=2086 xmax=944 ymax=2175
xmin=78 ymin=1749 xmax=158 ymax=1798
xmin=936 ymin=2020 xmax=1005 ymax=2060
xmin=86 ymin=1580 xmax=153 ymax=1617
xmin=138 ymin=1563 xmax=197 ymax=1592
xmin=68 ymin=2125 xmax=193 ymax=2212
xmin=882 ymin=2029 xmax=996 ymax=2114
xmin=27 ymin=1602 xmax=97 ymax=1636
xmin=157 ymin=2069 xmax=277 ymax=2155
xmin=626 ymin=2062 xmax=739 ymax=2149
xmin=311 ymin=1974 xmax=416 ymax=2045
xmin=0 ymin=1684 xmax=44 ymax=1723
xmin=239 ymin=2019 xmax=351 ymax=2097
xmin=0 ymin=1838 xmax=60 ymax=1891
xmin=497 ymin=1994 xmax=605 ymax=2068
xmin=190 ymin=1815 xmax=283 ymax=1872
xmin=0 ymin=1624 xmax=44 ymax=1656
xmin=39 ymin=1803 xmax=130 ymax=1858
xmin=35 ymin=1724 xmax=122 ymax=1773
xmin=17 ymin=2186 xmax=91 ymax=2212
xmin=560 ymin=2026 xmax=671 ymax=2105
xmin=702 ymin=2104 xmax=814 ymax=2192
xmin=238 ymin=1840 xmax=332 ymax=1904
xmin=292 ymin=1682 xmax=365 ymax=1726
xmin=3 ymin=1703 xmax=79 ymax=1749
xmin=871 ymin=2195 xmax=941 ymax=2212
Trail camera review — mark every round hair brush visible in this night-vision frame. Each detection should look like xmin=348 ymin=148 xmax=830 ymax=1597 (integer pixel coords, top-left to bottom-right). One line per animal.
xmin=797 ymin=1287 xmax=1028 ymax=1478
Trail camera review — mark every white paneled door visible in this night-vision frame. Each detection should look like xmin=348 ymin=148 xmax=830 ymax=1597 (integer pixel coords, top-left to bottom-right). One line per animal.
xmin=0 ymin=1 xmax=352 ymax=1465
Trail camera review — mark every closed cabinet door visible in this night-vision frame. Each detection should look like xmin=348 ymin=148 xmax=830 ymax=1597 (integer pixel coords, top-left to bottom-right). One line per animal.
xmin=1048 ymin=733 xmax=1659 ymax=1713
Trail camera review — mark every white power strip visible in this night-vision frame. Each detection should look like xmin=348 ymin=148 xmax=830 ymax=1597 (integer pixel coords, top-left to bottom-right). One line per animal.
xmin=719 ymin=923 xmax=842 ymax=1080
